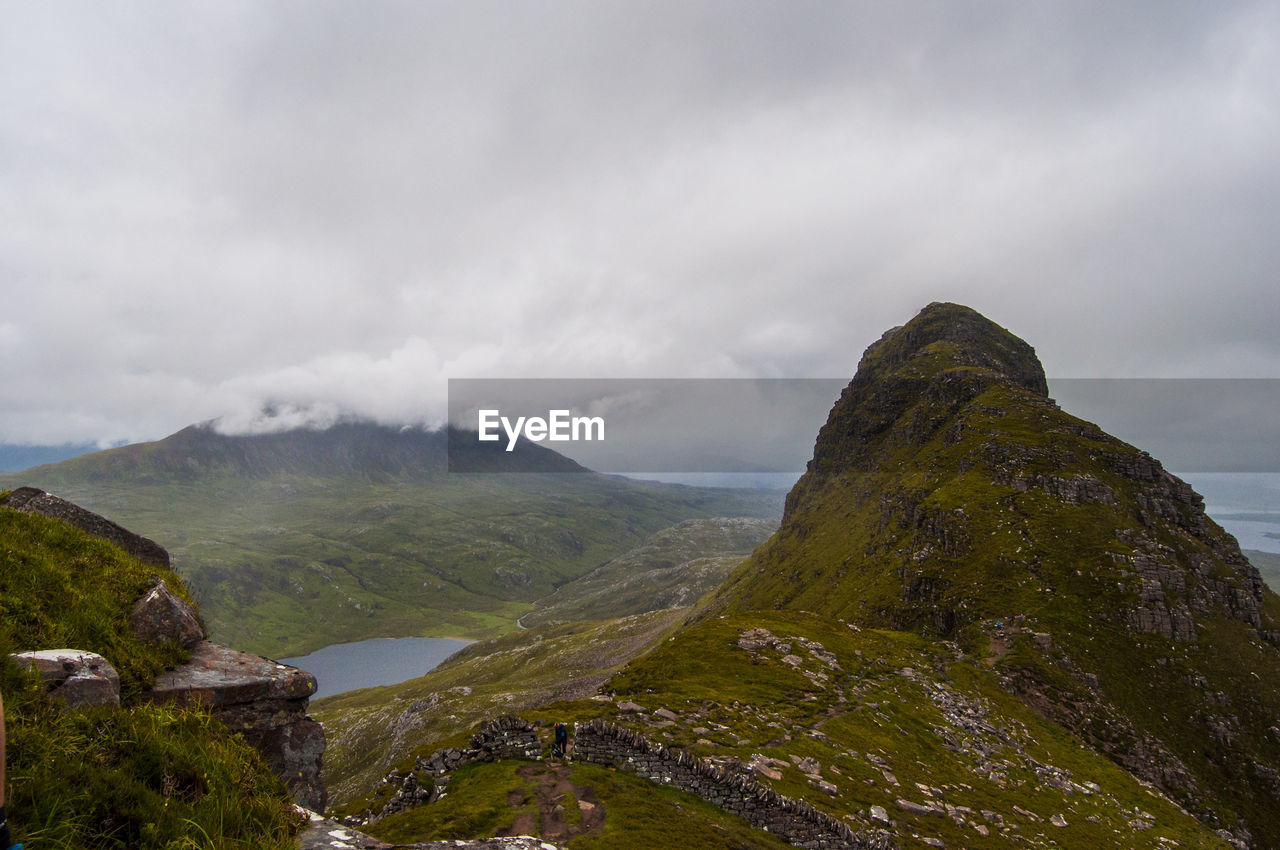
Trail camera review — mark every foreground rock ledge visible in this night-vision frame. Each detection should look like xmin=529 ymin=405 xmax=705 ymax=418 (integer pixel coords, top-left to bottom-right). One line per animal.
xmin=143 ymin=640 xmax=327 ymax=811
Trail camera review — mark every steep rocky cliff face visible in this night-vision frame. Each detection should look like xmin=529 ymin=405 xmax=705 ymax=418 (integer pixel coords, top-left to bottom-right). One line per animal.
xmin=714 ymin=303 xmax=1280 ymax=846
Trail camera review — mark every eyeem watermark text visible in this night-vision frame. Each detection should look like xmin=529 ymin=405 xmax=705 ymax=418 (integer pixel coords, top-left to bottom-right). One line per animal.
xmin=478 ymin=409 xmax=605 ymax=451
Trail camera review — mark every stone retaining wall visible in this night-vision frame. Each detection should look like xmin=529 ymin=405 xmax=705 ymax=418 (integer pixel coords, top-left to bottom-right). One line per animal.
xmin=572 ymin=718 xmax=891 ymax=850
xmin=369 ymin=716 xmax=541 ymax=822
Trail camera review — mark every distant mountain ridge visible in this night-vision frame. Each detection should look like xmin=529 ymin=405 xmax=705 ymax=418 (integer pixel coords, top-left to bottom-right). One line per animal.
xmin=10 ymin=421 xmax=585 ymax=484
xmin=0 ymin=441 xmax=97 ymax=473
xmin=1 ymin=421 xmax=781 ymax=657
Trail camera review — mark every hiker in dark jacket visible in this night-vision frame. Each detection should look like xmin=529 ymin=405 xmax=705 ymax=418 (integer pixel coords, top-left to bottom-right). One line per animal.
xmin=553 ymin=723 xmax=568 ymax=758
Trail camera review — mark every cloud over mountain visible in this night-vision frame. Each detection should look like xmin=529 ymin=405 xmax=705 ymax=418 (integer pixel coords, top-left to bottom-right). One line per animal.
xmin=2 ymin=2 xmax=1278 ymax=444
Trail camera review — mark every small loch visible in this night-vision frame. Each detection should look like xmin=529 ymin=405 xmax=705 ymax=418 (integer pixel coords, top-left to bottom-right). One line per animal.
xmin=279 ymin=636 xmax=472 ymax=699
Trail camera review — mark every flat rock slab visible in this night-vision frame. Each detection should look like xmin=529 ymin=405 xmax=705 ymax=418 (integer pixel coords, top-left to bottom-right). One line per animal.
xmin=296 ymin=811 xmax=391 ymax=849
xmin=149 ymin=641 xmax=316 ymax=708
xmin=293 ymin=810 xmax=563 ymax=850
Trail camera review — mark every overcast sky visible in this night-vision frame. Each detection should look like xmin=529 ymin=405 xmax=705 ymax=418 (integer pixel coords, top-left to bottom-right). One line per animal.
xmin=2 ymin=1 xmax=1278 ymax=447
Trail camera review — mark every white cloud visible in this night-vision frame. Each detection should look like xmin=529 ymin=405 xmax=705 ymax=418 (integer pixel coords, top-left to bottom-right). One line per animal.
xmin=1 ymin=1 xmax=1277 ymax=444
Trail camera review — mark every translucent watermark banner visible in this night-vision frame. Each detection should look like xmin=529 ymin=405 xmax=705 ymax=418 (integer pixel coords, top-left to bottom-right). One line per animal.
xmin=1048 ymin=379 xmax=1280 ymax=473
xmin=446 ymin=378 xmax=1280 ymax=473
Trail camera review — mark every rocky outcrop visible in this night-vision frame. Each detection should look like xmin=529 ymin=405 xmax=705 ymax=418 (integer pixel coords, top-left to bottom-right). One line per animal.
xmin=0 ymin=486 xmax=170 ymax=568
xmin=143 ymin=641 xmax=327 ymax=811
xmin=2 ymin=488 xmax=328 ymax=810
xmin=9 ymin=649 xmax=121 ymax=708
xmin=15 ymin=638 xmax=329 ymax=813
xmin=129 ymin=578 xmax=205 ymax=648
xmin=1113 ymin=526 xmax=1270 ymax=643
xmin=788 ymin=303 xmax=1049 ymax=510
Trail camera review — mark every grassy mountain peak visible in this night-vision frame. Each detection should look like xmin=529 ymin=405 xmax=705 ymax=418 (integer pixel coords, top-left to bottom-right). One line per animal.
xmin=705 ymin=302 xmax=1280 ymax=845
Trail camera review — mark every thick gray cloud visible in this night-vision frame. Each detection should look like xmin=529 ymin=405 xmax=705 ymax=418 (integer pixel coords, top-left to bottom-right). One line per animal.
xmin=1 ymin=1 xmax=1277 ymax=445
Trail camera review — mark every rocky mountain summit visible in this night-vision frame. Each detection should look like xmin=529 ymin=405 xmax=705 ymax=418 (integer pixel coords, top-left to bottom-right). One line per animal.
xmin=711 ymin=302 xmax=1280 ymax=846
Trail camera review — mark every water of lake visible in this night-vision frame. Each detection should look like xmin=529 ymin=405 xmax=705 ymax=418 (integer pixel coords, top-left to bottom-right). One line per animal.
xmin=279 ymin=636 xmax=472 ymax=699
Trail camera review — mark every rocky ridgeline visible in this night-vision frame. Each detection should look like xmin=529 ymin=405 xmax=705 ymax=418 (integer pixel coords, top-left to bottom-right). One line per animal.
xmin=1102 ymin=449 xmax=1273 ymax=645
xmin=954 ymin=428 xmax=1269 ymax=647
xmin=1 ymin=487 xmax=327 ymax=811
xmin=573 ymin=717 xmax=892 ymax=850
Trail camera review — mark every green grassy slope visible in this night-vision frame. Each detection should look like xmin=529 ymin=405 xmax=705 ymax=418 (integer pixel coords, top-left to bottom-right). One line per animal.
xmin=519 ymin=516 xmax=777 ymax=628
xmin=0 ymin=501 xmax=300 ymax=849
xmin=2 ymin=423 xmax=782 ymax=656
xmin=316 ymin=608 xmax=687 ymax=808
xmin=566 ymin=610 xmax=1228 ymax=849
xmin=353 ymin=610 xmax=1226 ymax=849
xmin=708 ymin=303 xmax=1280 ymax=845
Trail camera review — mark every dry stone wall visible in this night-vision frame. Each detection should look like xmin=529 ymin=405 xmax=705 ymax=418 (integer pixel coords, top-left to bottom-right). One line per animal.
xmin=367 ymin=716 xmax=541 ymax=822
xmin=364 ymin=715 xmax=894 ymax=848
xmin=572 ymin=718 xmax=892 ymax=850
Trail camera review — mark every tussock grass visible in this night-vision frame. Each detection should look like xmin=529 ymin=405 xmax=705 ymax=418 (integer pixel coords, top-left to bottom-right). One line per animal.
xmin=0 ymin=506 xmax=302 ymax=849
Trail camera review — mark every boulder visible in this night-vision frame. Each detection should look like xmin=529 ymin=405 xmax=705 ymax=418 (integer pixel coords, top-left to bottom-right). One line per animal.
xmin=10 ymin=649 xmax=121 ymax=708
xmin=129 ymin=579 xmax=204 ymax=648
xmin=142 ymin=641 xmax=326 ymax=810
